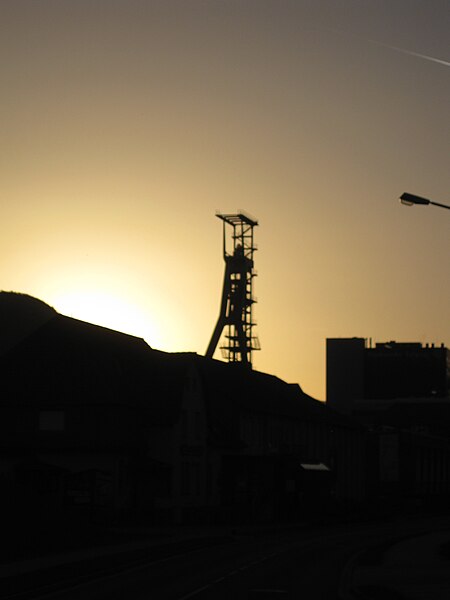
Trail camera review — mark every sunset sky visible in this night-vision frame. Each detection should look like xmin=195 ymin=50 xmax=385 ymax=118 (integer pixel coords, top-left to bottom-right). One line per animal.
xmin=2 ymin=1 xmax=449 ymax=400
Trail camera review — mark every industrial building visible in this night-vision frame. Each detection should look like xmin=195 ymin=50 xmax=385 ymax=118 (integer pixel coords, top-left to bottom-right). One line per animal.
xmin=327 ymin=337 xmax=449 ymax=414
xmin=326 ymin=337 xmax=450 ymax=510
xmin=0 ymin=292 xmax=365 ymax=536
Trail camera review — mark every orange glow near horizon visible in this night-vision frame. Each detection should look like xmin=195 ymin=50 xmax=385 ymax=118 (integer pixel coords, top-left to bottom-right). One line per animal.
xmin=2 ymin=2 xmax=449 ymax=400
xmin=52 ymin=290 xmax=163 ymax=348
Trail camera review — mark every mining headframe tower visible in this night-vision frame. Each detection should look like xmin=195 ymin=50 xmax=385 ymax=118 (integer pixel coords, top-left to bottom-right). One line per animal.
xmin=206 ymin=212 xmax=260 ymax=368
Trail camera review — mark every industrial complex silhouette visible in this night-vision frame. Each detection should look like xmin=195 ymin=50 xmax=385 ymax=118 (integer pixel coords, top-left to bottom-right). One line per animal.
xmin=0 ymin=213 xmax=449 ymax=571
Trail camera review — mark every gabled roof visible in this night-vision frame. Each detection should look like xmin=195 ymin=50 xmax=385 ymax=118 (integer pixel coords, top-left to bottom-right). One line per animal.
xmin=2 ymin=313 xmax=148 ymax=401
xmin=0 ymin=296 xmax=190 ymax=424
xmin=1 ymin=292 xmax=363 ymax=434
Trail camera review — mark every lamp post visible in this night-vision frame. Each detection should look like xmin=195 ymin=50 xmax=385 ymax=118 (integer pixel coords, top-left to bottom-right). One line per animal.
xmin=400 ymin=192 xmax=450 ymax=211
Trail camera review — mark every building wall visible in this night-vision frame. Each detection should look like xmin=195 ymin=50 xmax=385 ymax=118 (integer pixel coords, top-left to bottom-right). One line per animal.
xmin=236 ymin=407 xmax=366 ymax=512
xmin=172 ymin=363 xmax=209 ymax=523
xmin=327 ymin=338 xmax=449 ymax=412
xmin=0 ymin=402 xmax=146 ymax=451
xmin=364 ymin=343 xmax=448 ymax=400
xmin=326 ymin=338 xmax=365 ymax=414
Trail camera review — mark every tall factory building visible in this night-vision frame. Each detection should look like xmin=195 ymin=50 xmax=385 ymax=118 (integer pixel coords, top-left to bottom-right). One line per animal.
xmin=327 ymin=338 xmax=449 ymax=414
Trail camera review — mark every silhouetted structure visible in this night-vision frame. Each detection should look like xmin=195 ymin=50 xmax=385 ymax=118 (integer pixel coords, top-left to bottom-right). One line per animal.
xmin=0 ymin=292 xmax=177 ymax=530
xmin=1 ymin=291 xmax=367 ymax=533
xmin=327 ymin=337 xmax=450 ymax=510
xmin=197 ymin=358 xmax=365 ymax=522
xmin=327 ymin=338 xmax=449 ymax=414
xmin=206 ymin=213 xmax=260 ymax=368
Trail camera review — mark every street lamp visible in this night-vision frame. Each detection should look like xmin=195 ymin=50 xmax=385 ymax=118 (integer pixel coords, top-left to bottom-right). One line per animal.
xmin=400 ymin=192 xmax=450 ymax=210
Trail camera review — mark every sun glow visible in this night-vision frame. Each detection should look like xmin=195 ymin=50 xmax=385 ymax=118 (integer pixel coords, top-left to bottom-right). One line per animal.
xmin=53 ymin=290 xmax=162 ymax=349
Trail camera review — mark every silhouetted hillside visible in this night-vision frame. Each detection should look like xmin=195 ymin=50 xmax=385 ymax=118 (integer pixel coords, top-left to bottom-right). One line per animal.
xmin=0 ymin=291 xmax=57 ymax=356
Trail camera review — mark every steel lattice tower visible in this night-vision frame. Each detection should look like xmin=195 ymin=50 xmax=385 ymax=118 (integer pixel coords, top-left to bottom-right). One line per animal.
xmin=206 ymin=212 xmax=260 ymax=368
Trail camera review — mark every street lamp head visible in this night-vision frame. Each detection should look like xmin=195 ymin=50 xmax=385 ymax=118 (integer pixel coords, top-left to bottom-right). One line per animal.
xmin=399 ymin=192 xmax=450 ymax=211
xmin=400 ymin=192 xmax=430 ymax=206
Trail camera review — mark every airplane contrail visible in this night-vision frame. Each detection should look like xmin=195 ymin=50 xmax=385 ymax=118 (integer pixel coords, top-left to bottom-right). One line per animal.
xmin=368 ymin=39 xmax=450 ymax=68
xmin=324 ymin=27 xmax=450 ymax=68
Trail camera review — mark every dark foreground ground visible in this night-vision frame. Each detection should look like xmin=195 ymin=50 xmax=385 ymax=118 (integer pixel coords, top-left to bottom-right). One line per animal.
xmin=2 ymin=512 xmax=450 ymax=600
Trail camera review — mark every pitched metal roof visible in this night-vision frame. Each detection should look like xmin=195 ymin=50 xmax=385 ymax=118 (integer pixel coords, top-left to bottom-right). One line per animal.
xmin=1 ymin=312 xmax=190 ymax=425
xmin=1 ymin=293 xmax=363 ymax=434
